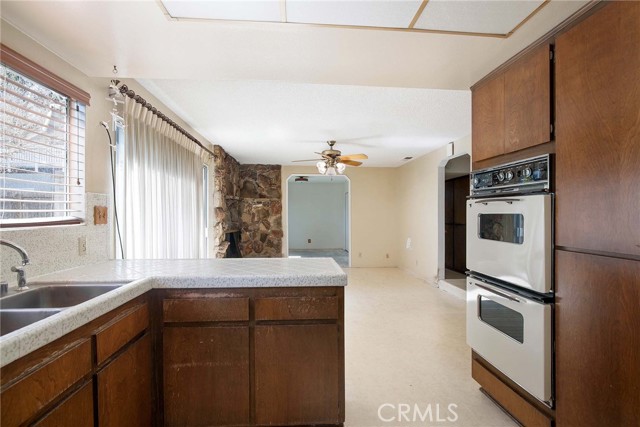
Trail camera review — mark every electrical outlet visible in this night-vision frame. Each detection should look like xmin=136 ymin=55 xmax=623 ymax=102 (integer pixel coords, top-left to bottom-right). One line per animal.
xmin=308 ymin=238 xmax=311 ymax=244
xmin=406 ymin=238 xmax=412 ymax=249
xmin=78 ymin=236 xmax=87 ymax=256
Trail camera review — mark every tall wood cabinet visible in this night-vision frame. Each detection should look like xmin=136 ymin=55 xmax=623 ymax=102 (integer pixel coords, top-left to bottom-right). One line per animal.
xmin=554 ymin=2 xmax=640 ymax=426
xmin=555 ymin=251 xmax=640 ymax=425
xmin=555 ymin=0 xmax=640 ymax=257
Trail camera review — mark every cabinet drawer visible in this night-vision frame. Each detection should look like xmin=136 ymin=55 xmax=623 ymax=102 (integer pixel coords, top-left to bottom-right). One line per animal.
xmin=1 ymin=339 xmax=91 ymax=426
xmin=32 ymin=380 xmax=94 ymax=427
xmin=95 ymin=303 xmax=149 ymax=365
xmin=255 ymin=297 xmax=339 ymax=321
xmin=163 ymin=297 xmax=249 ymax=323
xmin=472 ymin=359 xmax=551 ymax=427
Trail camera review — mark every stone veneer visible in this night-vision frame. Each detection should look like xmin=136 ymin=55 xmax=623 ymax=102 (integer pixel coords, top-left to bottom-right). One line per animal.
xmin=239 ymin=164 xmax=282 ymax=258
xmin=212 ymin=145 xmax=240 ymax=258
xmin=212 ymin=146 xmax=282 ymax=258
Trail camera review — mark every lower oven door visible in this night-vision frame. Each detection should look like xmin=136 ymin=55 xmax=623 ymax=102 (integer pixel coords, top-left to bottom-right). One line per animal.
xmin=466 ymin=277 xmax=552 ymax=405
xmin=466 ymin=193 xmax=552 ymax=293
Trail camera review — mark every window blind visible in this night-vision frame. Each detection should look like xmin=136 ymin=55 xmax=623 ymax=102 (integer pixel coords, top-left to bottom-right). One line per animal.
xmin=1 ymin=63 xmax=86 ymax=227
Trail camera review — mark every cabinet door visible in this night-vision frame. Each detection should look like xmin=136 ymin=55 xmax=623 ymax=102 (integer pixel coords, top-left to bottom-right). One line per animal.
xmin=472 ymin=75 xmax=505 ymax=162
xmin=255 ymin=324 xmax=341 ymax=425
xmin=97 ymin=333 xmax=153 ymax=427
xmin=32 ymin=381 xmax=93 ymax=427
xmin=555 ymin=1 xmax=640 ymax=256
xmin=504 ymin=44 xmax=551 ymax=153
xmin=163 ymin=326 xmax=250 ymax=426
xmin=556 ymin=251 xmax=640 ymax=425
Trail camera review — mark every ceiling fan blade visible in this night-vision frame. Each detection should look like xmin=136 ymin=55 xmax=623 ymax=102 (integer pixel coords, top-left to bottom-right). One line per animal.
xmin=341 ymin=160 xmax=363 ymax=167
xmin=292 ymin=159 xmax=323 ymax=162
xmin=339 ymin=153 xmax=368 ymax=160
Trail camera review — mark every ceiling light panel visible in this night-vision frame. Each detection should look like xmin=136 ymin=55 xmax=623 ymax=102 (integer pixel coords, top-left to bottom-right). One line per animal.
xmin=162 ymin=0 xmax=282 ymax=22
xmin=414 ymin=0 xmax=545 ymax=35
xmin=286 ymin=0 xmax=423 ymax=28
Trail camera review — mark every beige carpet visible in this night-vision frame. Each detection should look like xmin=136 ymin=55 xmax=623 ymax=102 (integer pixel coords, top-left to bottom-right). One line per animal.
xmin=344 ymin=268 xmax=516 ymax=427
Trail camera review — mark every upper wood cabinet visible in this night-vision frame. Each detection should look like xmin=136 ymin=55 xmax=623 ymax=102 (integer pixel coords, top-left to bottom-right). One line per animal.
xmin=504 ymin=45 xmax=552 ymax=154
xmin=555 ymin=1 xmax=640 ymax=257
xmin=472 ymin=74 xmax=505 ymax=162
xmin=472 ymin=44 xmax=552 ymax=165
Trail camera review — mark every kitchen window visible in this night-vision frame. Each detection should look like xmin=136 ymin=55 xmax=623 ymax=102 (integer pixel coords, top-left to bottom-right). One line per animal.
xmin=0 ymin=45 xmax=90 ymax=228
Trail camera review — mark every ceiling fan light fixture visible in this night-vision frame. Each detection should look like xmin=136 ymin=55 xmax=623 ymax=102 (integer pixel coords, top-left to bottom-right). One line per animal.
xmin=336 ymin=162 xmax=346 ymax=174
xmin=326 ymin=166 xmax=337 ymax=176
xmin=316 ymin=161 xmax=327 ymax=174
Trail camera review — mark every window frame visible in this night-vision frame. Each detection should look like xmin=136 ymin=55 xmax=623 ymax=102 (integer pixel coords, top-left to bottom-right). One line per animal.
xmin=1 ymin=44 xmax=91 ymax=228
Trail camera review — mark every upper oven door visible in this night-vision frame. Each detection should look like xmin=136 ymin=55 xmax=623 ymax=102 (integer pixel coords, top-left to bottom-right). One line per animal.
xmin=466 ymin=193 xmax=552 ymax=294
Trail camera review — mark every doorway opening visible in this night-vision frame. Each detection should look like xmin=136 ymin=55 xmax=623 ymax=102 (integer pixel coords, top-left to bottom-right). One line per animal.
xmin=286 ymin=175 xmax=350 ymax=267
xmin=438 ymin=153 xmax=470 ymax=297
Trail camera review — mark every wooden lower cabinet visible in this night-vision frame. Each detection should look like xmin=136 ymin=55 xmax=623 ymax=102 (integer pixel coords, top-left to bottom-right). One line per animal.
xmin=556 ymin=251 xmax=640 ymax=426
xmin=0 ymin=296 xmax=150 ymax=427
xmin=163 ymin=326 xmax=250 ymax=426
xmin=32 ymin=381 xmax=94 ymax=427
xmin=159 ymin=288 xmax=344 ymax=427
xmin=255 ymin=324 xmax=341 ymax=425
xmin=97 ymin=333 xmax=153 ymax=427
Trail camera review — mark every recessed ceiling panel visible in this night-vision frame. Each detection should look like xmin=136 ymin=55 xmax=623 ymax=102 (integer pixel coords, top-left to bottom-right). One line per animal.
xmin=286 ymin=0 xmax=423 ymax=28
xmin=414 ymin=0 xmax=545 ymax=35
xmin=162 ymin=0 xmax=282 ymax=22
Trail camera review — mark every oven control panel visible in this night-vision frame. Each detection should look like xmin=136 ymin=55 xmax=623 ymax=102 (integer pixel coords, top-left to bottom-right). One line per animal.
xmin=471 ymin=155 xmax=550 ymax=196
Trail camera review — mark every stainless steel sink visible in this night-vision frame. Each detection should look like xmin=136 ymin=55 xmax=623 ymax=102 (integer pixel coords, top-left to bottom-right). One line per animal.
xmin=0 ymin=284 xmax=122 ymax=310
xmin=0 ymin=282 xmax=128 ymax=336
xmin=0 ymin=309 xmax=62 ymax=336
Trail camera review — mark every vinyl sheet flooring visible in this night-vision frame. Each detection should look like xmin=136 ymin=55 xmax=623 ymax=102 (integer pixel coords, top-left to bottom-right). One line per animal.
xmin=344 ymin=268 xmax=516 ymax=427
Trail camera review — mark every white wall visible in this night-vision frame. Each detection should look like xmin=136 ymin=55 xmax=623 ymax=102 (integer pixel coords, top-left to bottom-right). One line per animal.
xmin=288 ymin=180 xmax=347 ymax=250
xmin=396 ymin=135 xmax=472 ymax=282
xmin=282 ymin=166 xmax=399 ymax=267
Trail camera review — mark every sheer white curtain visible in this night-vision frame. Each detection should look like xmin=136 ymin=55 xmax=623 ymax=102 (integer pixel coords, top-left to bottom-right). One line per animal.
xmin=121 ymin=97 xmax=204 ymax=259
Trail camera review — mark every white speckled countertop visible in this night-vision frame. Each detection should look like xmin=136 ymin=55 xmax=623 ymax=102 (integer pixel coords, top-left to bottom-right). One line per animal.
xmin=0 ymin=258 xmax=346 ymax=367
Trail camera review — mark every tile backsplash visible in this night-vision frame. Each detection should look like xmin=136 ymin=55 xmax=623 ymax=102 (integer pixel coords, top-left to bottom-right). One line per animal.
xmin=1 ymin=193 xmax=112 ymax=288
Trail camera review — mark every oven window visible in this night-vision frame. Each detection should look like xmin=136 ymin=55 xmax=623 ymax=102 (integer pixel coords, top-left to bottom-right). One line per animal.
xmin=478 ymin=214 xmax=524 ymax=244
xmin=478 ymin=297 xmax=524 ymax=343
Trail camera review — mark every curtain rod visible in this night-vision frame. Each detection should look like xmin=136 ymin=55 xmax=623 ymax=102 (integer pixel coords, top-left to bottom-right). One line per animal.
xmin=118 ymin=84 xmax=214 ymax=157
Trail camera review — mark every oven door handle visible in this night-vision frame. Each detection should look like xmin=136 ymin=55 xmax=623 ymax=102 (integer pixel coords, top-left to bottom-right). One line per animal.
xmin=474 ymin=282 xmax=521 ymax=303
xmin=474 ymin=198 xmax=522 ymax=205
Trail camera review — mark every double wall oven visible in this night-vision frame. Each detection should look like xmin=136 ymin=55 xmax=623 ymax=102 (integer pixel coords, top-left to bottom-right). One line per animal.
xmin=466 ymin=155 xmax=554 ymax=406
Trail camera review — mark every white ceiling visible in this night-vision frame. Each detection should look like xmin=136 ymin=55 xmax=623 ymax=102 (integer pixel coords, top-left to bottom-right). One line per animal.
xmin=138 ymin=79 xmax=470 ymax=166
xmin=162 ymin=0 xmax=547 ymax=36
xmin=0 ymin=0 xmax=589 ymax=167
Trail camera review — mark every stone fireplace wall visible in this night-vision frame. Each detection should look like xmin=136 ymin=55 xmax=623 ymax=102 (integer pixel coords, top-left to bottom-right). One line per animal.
xmin=212 ymin=146 xmax=282 ymax=258
xmin=239 ymin=165 xmax=283 ymax=258
xmin=212 ymin=145 xmax=240 ymax=258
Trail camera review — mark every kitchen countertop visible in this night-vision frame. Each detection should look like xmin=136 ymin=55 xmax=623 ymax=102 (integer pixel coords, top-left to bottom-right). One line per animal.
xmin=0 ymin=258 xmax=346 ymax=367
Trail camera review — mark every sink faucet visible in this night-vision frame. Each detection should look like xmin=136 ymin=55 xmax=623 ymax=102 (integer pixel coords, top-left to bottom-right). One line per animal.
xmin=1 ymin=239 xmax=30 ymax=291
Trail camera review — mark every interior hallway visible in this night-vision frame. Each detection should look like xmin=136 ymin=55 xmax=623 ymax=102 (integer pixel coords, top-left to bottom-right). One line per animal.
xmin=344 ymin=268 xmax=516 ymax=426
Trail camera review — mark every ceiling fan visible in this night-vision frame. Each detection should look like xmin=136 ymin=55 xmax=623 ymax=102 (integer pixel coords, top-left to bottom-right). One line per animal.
xmin=292 ymin=140 xmax=368 ymax=175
